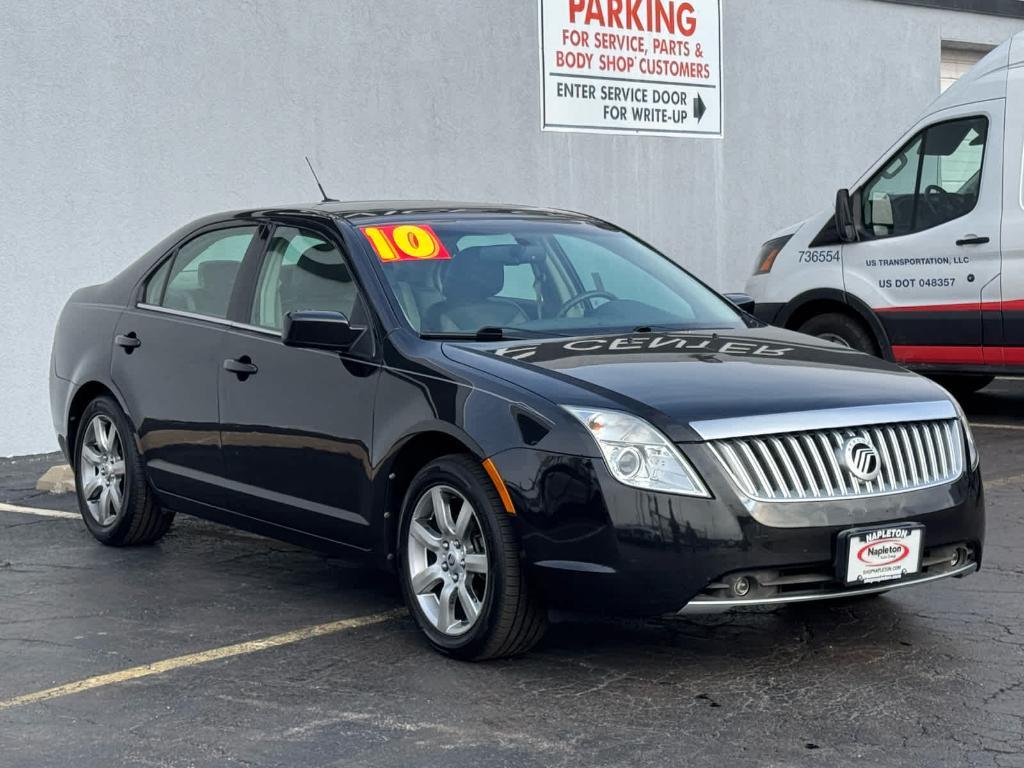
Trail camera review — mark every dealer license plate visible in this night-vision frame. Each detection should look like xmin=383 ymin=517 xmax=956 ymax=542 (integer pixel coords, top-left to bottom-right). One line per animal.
xmin=841 ymin=525 xmax=924 ymax=586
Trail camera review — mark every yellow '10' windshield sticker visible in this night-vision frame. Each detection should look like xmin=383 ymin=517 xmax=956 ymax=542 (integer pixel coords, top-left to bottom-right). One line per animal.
xmin=361 ymin=224 xmax=451 ymax=263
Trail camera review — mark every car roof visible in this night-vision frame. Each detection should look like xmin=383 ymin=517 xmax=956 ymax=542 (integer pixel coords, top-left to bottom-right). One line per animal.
xmin=205 ymin=200 xmax=604 ymax=226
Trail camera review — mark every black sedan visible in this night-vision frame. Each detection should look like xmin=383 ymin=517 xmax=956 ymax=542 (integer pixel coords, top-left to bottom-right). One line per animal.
xmin=50 ymin=202 xmax=984 ymax=659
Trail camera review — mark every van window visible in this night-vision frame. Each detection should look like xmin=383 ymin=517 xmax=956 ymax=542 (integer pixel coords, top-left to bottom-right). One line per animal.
xmin=861 ymin=116 xmax=986 ymax=239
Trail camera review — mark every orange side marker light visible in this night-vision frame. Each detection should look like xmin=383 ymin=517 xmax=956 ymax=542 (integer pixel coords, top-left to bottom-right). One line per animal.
xmin=482 ymin=458 xmax=516 ymax=515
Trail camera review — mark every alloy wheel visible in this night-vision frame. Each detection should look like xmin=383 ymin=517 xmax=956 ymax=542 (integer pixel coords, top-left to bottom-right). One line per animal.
xmin=406 ymin=485 xmax=489 ymax=637
xmin=78 ymin=414 xmax=126 ymax=527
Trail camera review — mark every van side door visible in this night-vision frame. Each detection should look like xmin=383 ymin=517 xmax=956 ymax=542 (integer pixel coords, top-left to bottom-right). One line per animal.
xmin=843 ymin=103 xmax=1004 ymax=368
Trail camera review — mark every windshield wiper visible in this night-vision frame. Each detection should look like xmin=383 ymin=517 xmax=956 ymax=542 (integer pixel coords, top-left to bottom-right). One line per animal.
xmin=420 ymin=327 xmax=564 ymax=341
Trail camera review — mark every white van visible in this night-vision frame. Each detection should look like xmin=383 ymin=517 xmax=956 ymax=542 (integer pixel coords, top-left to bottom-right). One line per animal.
xmin=745 ymin=33 xmax=1024 ymax=394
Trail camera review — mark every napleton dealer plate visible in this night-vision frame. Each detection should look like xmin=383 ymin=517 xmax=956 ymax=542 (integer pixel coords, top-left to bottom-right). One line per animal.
xmin=842 ymin=525 xmax=924 ymax=585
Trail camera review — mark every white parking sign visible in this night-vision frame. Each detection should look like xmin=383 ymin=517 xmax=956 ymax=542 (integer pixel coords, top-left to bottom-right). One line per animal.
xmin=538 ymin=0 xmax=723 ymax=138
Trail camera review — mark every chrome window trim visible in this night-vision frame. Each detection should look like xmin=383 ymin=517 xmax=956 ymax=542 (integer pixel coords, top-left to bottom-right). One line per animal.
xmin=135 ymin=303 xmax=280 ymax=337
xmin=690 ymin=400 xmax=958 ymax=441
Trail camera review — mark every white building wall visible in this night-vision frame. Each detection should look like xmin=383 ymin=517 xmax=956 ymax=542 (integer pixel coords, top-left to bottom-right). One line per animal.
xmin=1 ymin=0 xmax=1022 ymax=455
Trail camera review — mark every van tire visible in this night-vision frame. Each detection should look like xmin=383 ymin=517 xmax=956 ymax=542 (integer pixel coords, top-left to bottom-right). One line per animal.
xmin=798 ymin=313 xmax=878 ymax=356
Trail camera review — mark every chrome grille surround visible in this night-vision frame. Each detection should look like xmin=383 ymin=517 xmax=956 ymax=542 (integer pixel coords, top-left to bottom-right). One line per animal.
xmin=707 ymin=418 xmax=965 ymax=502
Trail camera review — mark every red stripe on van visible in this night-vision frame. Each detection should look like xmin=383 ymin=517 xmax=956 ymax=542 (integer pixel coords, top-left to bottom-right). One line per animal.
xmin=876 ymin=300 xmax=1024 ymax=313
xmin=892 ymin=346 xmax=1024 ymax=365
xmin=891 ymin=346 xmax=986 ymax=364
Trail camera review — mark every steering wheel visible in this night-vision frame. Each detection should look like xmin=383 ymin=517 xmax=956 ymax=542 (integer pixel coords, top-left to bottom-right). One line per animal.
xmin=556 ymin=290 xmax=618 ymax=318
xmin=920 ymin=184 xmax=950 ymax=219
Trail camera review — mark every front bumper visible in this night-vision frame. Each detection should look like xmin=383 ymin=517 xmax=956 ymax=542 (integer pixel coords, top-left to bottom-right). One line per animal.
xmin=490 ymin=447 xmax=985 ymax=616
xmin=681 ymin=544 xmax=977 ymax=610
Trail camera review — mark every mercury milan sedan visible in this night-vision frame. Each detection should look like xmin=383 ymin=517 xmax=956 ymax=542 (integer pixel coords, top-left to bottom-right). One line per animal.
xmin=50 ymin=202 xmax=984 ymax=659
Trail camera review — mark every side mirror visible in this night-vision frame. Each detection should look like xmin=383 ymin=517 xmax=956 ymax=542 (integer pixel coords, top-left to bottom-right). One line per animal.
xmin=282 ymin=310 xmax=365 ymax=351
xmin=835 ymin=188 xmax=858 ymax=243
xmin=723 ymin=292 xmax=756 ymax=314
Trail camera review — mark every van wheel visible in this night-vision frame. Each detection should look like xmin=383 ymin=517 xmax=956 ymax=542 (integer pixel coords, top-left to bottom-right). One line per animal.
xmin=398 ymin=455 xmax=546 ymax=660
xmin=74 ymin=396 xmax=174 ymax=546
xmin=798 ymin=313 xmax=878 ymax=355
xmin=931 ymin=375 xmax=994 ymax=397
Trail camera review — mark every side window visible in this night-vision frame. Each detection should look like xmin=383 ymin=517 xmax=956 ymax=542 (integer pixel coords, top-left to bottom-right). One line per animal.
xmin=156 ymin=227 xmax=257 ymax=318
xmin=251 ymin=227 xmax=357 ymax=331
xmin=556 ymin=234 xmax=694 ymax=318
xmin=143 ymin=259 xmax=172 ymax=305
xmin=861 ymin=116 xmax=986 ymax=239
xmin=862 ymin=135 xmax=923 ymax=238
xmin=497 ymin=264 xmax=536 ymax=300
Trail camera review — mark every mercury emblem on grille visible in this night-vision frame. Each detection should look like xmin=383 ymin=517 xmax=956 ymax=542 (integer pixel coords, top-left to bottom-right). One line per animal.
xmin=840 ymin=437 xmax=882 ymax=482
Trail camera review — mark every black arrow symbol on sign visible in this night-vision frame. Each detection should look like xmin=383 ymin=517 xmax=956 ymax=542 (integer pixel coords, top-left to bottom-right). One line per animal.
xmin=694 ymin=93 xmax=707 ymax=123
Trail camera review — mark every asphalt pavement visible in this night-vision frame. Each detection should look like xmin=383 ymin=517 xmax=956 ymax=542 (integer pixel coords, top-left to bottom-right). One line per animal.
xmin=1 ymin=380 xmax=1023 ymax=767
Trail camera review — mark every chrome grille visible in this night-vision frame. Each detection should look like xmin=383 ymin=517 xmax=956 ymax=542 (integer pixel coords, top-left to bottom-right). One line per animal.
xmin=708 ymin=419 xmax=964 ymax=502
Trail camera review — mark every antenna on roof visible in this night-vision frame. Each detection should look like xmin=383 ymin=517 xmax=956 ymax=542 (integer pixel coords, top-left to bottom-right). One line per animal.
xmin=305 ymin=156 xmax=338 ymax=203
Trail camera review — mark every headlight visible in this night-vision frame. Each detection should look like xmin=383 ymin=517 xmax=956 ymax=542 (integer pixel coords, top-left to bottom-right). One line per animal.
xmin=951 ymin=398 xmax=980 ymax=471
xmin=563 ymin=407 xmax=710 ymax=497
xmin=752 ymin=234 xmax=792 ymax=275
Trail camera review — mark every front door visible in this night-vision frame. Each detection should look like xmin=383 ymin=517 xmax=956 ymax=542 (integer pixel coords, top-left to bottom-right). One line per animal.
xmin=112 ymin=225 xmax=260 ymax=507
xmin=843 ymin=103 xmax=1004 ymax=367
xmin=218 ymin=225 xmax=381 ymax=550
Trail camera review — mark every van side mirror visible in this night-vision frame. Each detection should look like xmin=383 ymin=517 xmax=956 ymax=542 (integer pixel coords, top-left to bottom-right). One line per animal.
xmin=282 ymin=310 xmax=365 ymax=351
xmin=835 ymin=188 xmax=858 ymax=243
xmin=723 ymin=292 xmax=756 ymax=314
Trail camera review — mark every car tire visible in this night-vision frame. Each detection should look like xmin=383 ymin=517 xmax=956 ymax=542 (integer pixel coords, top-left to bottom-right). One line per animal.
xmin=398 ymin=454 xmax=546 ymax=660
xmin=74 ymin=396 xmax=174 ymax=546
xmin=931 ymin=375 xmax=994 ymax=397
xmin=798 ymin=313 xmax=878 ymax=355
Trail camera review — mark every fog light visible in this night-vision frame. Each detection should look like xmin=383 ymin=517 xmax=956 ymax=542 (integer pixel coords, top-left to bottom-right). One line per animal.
xmin=733 ymin=576 xmax=751 ymax=597
xmin=950 ymin=549 xmax=961 ymax=567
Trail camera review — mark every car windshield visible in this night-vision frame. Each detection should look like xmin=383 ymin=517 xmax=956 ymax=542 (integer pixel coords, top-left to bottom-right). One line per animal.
xmin=360 ymin=217 xmax=745 ymax=337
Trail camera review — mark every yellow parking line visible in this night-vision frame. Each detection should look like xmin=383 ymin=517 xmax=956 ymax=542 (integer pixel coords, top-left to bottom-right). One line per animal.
xmin=0 ymin=609 xmax=404 ymax=712
xmin=0 ymin=501 xmax=79 ymax=520
xmin=971 ymin=422 xmax=1024 ymax=431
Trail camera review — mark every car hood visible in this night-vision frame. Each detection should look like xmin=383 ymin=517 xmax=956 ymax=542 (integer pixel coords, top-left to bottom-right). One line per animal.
xmin=441 ymin=326 xmax=951 ymax=442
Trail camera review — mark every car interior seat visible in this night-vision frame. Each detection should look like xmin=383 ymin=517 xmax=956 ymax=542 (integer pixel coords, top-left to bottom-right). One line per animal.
xmin=194 ymin=260 xmax=241 ymax=317
xmin=420 ymin=247 xmax=531 ymax=332
xmin=279 ymin=244 xmax=356 ymax=319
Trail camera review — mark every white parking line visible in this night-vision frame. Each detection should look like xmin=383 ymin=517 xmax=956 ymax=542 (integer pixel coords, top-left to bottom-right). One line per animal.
xmin=0 ymin=501 xmax=79 ymax=520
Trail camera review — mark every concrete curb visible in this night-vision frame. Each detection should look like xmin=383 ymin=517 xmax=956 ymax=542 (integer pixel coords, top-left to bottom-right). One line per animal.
xmin=36 ymin=465 xmax=75 ymax=495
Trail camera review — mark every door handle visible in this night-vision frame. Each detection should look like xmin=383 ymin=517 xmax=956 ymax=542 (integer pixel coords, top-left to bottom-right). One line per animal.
xmin=956 ymin=235 xmax=990 ymax=246
xmin=223 ymin=356 xmax=258 ymax=378
xmin=114 ymin=333 xmax=141 ymax=352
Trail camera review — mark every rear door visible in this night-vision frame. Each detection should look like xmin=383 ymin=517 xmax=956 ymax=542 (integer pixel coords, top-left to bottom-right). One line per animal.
xmin=843 ymin=104 xmax=1004 ymax=367
xmin=113 ymin=224 xmax=261 ymax=507
xmin=217 ymin=223 xmax=381 ymax=550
